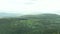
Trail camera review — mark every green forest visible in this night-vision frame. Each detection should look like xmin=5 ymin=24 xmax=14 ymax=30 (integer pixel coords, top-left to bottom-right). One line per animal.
xmin=0 ymin=14 xmax=60 ymax=34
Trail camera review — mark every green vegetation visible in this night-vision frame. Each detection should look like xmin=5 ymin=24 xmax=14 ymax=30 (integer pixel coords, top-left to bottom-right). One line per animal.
xmin=0 ymin=14 xmax=60 ymax=34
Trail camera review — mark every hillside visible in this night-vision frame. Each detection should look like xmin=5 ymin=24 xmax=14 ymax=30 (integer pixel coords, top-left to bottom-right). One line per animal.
xmin=0 ymin=13 xmax=60 ymax=34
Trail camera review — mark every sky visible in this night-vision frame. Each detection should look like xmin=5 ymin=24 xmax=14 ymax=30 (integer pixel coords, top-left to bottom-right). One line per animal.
xmin=0 ymin=0 xmax=60 ymax=15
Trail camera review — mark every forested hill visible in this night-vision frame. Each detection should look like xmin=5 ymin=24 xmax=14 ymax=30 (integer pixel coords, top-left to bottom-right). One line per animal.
xmin=20 ymin=14 xmax=60 ymax=19
xmin=0 ymin=14 xmax=60 ymax=34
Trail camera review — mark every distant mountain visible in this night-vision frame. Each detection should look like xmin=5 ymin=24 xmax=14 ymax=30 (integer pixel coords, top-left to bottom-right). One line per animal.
xmin=0 ymin=13 xmax=21 ymax=18
xmin=20 ymin=13 xmax=60 ymax=19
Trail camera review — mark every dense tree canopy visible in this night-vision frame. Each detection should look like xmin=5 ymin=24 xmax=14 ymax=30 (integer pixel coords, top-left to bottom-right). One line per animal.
xmin=0 ymin=14 xmax=60 ymax=34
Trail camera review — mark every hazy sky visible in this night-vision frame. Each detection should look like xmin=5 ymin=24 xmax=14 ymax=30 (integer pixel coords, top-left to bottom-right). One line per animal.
xmin=0 ymin=0 xmax=60 ymax=14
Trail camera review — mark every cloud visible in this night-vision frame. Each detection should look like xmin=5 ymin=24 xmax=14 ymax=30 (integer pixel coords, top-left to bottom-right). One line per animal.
xmin=0 ymin=0 xmax=60 ymax=14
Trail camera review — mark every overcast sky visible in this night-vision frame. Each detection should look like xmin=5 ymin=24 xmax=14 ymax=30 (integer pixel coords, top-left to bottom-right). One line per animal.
xmin=0 ymin=0 xmax=60 ymax=15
